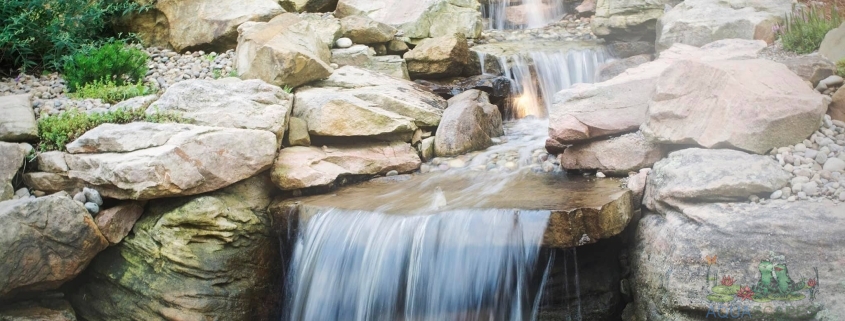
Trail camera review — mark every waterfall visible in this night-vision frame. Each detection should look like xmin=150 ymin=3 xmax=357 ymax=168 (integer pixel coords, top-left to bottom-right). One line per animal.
xmin=285 ymin=208 xmax=552 ymax=321
xmin=484 ymin=0 xmax=568 ymax=30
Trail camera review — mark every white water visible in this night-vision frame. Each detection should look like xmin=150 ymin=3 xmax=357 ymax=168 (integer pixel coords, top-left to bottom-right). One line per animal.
xmin=484 ymin=0 xmax=568 ymax=30
xmin=286 ymin=209 xmax=552 ymax=321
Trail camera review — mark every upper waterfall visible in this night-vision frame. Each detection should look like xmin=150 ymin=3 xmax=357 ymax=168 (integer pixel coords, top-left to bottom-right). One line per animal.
xmin=483 ymin=0 xmax=568 ymax=30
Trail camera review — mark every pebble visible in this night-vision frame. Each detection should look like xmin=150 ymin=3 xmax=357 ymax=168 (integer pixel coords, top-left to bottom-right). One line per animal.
xmin=14 ymin=188 xmax=30 ymax=199
xmin=448 ymin=159 xmax=466 ymax=168
xmin=770 ymin=190 xmax=783 ymax=199
xmin=84 ymin=202 xmax=100 ymax=214
xmin=386 ymin=170 xmax=399 ymax=176
xmin=73 ymin=192 xmax=87 ymax=204
xmin=83 ymin=187 xmax=103 ymax=206
xmin=336 ymin=37 xmax=353 ymax=48
xmin=840 ymin=192 xmax=845 ymax=202
xmin=596 ymin=172 xmax=606 ymax=178
xmin=748 ymin=195 xmax=760 ymax=203
xmin=32 ymin=190 xmax=45 ymax=197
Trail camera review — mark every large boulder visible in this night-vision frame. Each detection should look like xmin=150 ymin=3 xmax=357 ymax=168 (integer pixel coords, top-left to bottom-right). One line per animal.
xmin=643 ymin=148 xmax=790 ymax=212
xmin=0 ymin=142 xmax=31 ymax=202
xmin=120 ymin=0 xmax=284 ymax=51
xmin=820 ymin=22 xmax=845 ymax=63
xmin=331 ymin=45 xmax=410 ymax=79
xmin=292 ymin=66 xmax=446 ymax=138
xmin=434 ymin=90 xmax=504 ymax=157
xmin=235 ymin=13 xmax=333 ymax=88
xmin=831 ymin=87 xmax=845 ymax=122
xmin=597 ymin=54 xmax=652 ymax=82
xmin=271 ymin=142 xmax=421 ymax=190
xmin=340 ymin=15 xmax=397 ymax=44
xmin=68 ymin=175 xmax=282 ymax=321
xmin=631 ymin=200 xmax=845 ymax=320
xmin=781 ymin=55 xmax=838 ymax=87
xmin=0 ymin=298 xmax=77 ymax=321
xmin=655 ymin=0 xmax=791 ymax=52
xmin=147 ymin=78 xmax=292 ymax=141
xmin=0 ymin=195 xmax=108 ymax=300
xmin=590 ymin=0 xmax=675 ymax=42
xmin=335 ymin=0 xmax=483 ymax=40
xmin=404 ymin=33 xmax=469 ymax=79
xmin=559 ymin=131 xmax=666 ymax=176
xmin=64 ymin=123 xmax=276 ymax=200
xmin=548 ymin=39 xmax=767 ymax=145
xmin=0 ymin=94 xmax=37 ymax=142
xmin=299 ymin=13 xmax=343 ymax=48
xmin=280 ymin=0 xmax=338 ymax=12
xmin=641 ymin=59 xmax=828 ymax=154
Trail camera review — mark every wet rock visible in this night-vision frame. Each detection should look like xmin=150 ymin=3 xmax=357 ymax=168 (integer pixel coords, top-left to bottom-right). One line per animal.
xmin=335 ymin=0 xmax=482 ymax=40
xmin=414 ymin=74 xmax=512 ymax=107
xmin=404 ymin=33 xmax=469 ymax=79
xmin=0 ymin=94 xmax=38 ymax=142
xmin=280 ymin=0 xmax=338 ymax=12
xmin=64 ymin=123 xmax=276 ymax=200
xmin=340 ymin=15 xmax=396 ymax=44
xmin=0 ymin=142 xmax=31 ymax=202
xmin=641 ymin=59 xmax=827 ymax=154
xmin=94 ymin=201 xmax=146 ymax=245
xmin=0 ymin=298 xmax=77 ymax=321
xmin=0 ymin=195 xmax=108 ymax=300
xmin=285 ymin=117 xmax=311 ymax=147
xmin=69 ymin=175 xmax=281 ymax=321
xmin=560 ymin=132 xmax=666 ymax=176
xmin=434 ymin=90 xmax=504 ymax=157
xmin=820 ymin=22 xmax=845 ymax=63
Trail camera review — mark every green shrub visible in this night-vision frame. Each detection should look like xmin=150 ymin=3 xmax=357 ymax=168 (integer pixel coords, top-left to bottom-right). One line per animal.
xmin=780 ymin=5 xmax=843 ymax=54
xmin=37 ymin=107 xmax=186 ymax=152
xmin=0 ymin=0 xmax=148 ymax=72
xmin=63 ymin=41 xmax=149 ymax=92
xmin=838 ymin=59 xmax=845 ymax=77
xmin=69 ymin=79 xmax=154 ymax=103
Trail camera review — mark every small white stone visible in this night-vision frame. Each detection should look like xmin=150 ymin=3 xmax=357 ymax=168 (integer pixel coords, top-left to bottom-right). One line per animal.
xmin=823 ymin=158 xmax=845 ymax=172
xmin=596 ymin=172 xmax=606 ymax=178
xmin=335 ymin=37 xmax=353 ymax=48
xmin=770 ymin=190 xmax=783 ymax=199
xmin=794 ymin=143 xmax=807 ymax=152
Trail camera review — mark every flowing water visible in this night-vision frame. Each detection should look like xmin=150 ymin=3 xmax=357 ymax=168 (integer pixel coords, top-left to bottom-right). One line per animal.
xmin=483 ymin=0 xmax=568 ymax=30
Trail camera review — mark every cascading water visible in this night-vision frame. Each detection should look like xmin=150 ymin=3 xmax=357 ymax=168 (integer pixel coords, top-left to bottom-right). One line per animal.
xmin=484 ymin=0 xmax=568 ymax=30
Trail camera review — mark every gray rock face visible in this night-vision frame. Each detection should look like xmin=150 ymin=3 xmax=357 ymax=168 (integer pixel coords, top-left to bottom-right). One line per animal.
xmin=632 ymin=200 xmax=845 ymax=320
xmin=820 ymin=22 xmax=845 ymax=63
xmin=0 ymin=195 xmax=109 ymax=300
xmin=0 ymin=142 xmax=31 ymax=202
xmin=655 ymin=0 xmax=792 ymax=52
xmin=148 ymin=78 xmax=292 ymax=141
xmin=235 ymin=13 xmax=333 ymax=88
xmin=434 ymin=90 xmax=504 ymax=157
xmin=0 ymin=94 xmax=37 ymax=142
xmin=64 ymin=122 xmax=276 ymax=200
xmin=781 ymin=55 xmax=837 ymax=87
xmin=597 ymin=54 xmax=652 ymax=82
xmin=335 ymin=0 xmax=483 ymax=40
xmin=643 ymin=148 xmax=790 ymax=212
xmin=641 ymin=59 xmax=828 ymax=154
xmin=560 ymin=131 xmax=666 ymax=176
xmin=21 ymin=173 xmax=83 ymax=195
xmin=590 ymin=0 xmax=676 ymax=42
xmin=340 ymin=15 xmax=397 ymax=44
xmin=69 ymin=175 xmax=282 ymax=321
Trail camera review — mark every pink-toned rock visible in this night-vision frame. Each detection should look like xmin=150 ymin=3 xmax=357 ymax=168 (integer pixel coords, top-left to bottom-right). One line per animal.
xmin=642 ymin=59 xmax=828 ymax=154
xmin=560 ymin=132 xmax=666 ymax=176
xmin=575 ymin=0 xmax=596 ymax=15
xmin=94 ymin=201 xmax=146 ymax=245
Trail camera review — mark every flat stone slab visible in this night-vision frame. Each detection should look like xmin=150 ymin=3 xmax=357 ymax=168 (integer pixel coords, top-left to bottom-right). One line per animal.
xmin=272 ymin=172 xmax=633 ymax=248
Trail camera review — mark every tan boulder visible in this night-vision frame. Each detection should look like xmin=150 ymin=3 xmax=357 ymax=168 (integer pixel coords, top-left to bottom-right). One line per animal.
xmin=591 ymin=0 xmax=675 ymax=42
xmin=0 ymin=142 xmax=31 ymax=201
xmin=235 ymin=13 xmax=333 ymax=87
xmin=820 ymin=22 xmax=845 ymax=63
xmin=434 ymin=90 xmax=504 ymax=156
xmin=0 ymin=94 xmax=37 ymax=142
xmin=22 ymin=172 xmax=83 ymax=195
xmin=340 ymin=15 xmax=397 ymax=44
xmin=831 ymin=87 xmax=845 ymax=122
xmin=285 ymin=117 xmax=311 ymax=147
xmin=560 ymin=131 xmax=666 ymax=176
xmin=335 ymin=0 xmax=482 ymax=40
xmin=404 ymin=33 xmax=469 ymax=79
xmin=781 ymin=55 xmax=837 ymax=87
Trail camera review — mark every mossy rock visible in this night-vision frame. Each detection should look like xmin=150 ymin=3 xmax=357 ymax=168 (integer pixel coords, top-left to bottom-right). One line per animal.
xmin=707 ymin=293 xmax=735 ymax=303
xmin=711 ymin=285 xmax=741 ymax=295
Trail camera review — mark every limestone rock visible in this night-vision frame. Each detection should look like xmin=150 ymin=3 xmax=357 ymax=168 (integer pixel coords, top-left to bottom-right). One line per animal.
xmin=641 ymin=59 xmax=827 ymax=154
xmin=94 ymin=201 xmax=146 ymax=245
xmin=0 ymin=94 xmax=37 ymax=142
xmin=299 ymin=13 xmax=343 ymax=48
xmin=340 ymin=15 xmax=397 ymax=44
xmin=148 ymin=78 xmax=292 ymax=140
xmin=591 ymin=0 xmax=675 ymax=42
xmin=21 ymin=173 xmax=83 ymax=195
xmin=235 ymin=13 xmax=333 ymax=88
xmin=643 ymin=148 xmax=790 ymax=212
xmin=271 ymin=142 xmax=421 ymax=190
xmin=0 ymin=298 xmax=77 ymax=321
xmin=0 ymin=142 xmax=31 ymax=202
xmin=35 ymin=151 xmax=68 ymax=173
xmin=64 ymin=123 xmax=276 ymax=200
xmin=626 ymin=168 xmax=650 ymax=204
xmin=280 ymin=0 xmax=338 ymax=12
xmin=781 ymin=55 xmax=837 ymax=87
xmin=285 ymin=117 xmax=311 ymax=147
xmin=404 ymin=33 xmax=469 ymax=79
xmin=0 ymin=195 xmax=108 ymax=300
xmin=656 ymin=0 xmax=792 ymax=52
xmin=560 ymin=132 xmax=666 ymax=176
xmin=820 ymin=22 xmax=845 ymax=63
xmin=434 ymin=90 xmax=504 ymax=157
xmin=69 ymin=175 xmax=281 ymax=321
xmin=335 ymin=0 xmax=483 ymax=40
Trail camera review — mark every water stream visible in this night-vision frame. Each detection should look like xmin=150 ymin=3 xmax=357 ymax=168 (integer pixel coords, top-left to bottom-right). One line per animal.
xmin=483 ymin=0 xmax=568 ymax=30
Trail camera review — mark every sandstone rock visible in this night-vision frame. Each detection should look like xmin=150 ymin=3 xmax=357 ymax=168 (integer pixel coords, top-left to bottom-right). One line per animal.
xmin=632 ymin=200 xmax=845 ymax=319
xmin=299 ymin=13 xmax=343 ymax=48
xmin=280 ymin=0 xmax=338 ymax=12
xmin=831 ymin=86 xmax=845 ymax=122
xmin=597 ymin=54 xmax=652 ymax=82
xmin=331 ymin=45 xmax=374 ymax=66
xmin=591 ymin=0 xmax=675 ymax=42
xmin=820 ymin=22 xmax=845 ymax=63
xmin=335 ymin=0 xmax=483 ymax=40
xmin=69 ymin=175 xmax=281 ymax=321
xmin=64 ymin=123 xmax=276 ymax=200
xmin=434 ymin=90 xmax=504 ymax=157
xmin=271 ymin=142 xmax=421 ymax=190
xmin=331 ymin=45 xmax=410 ymax=79
xmin=419 ymin=137 xmax=436 ymax=161
xmin=367 ymin=56 xmax=410 ymax=80
xmin=35 ymin=151 xmax=68 ymax=173
xmin=404 ymin=33 xmax=469 ymax=79
xmin=643 ymin=148 xmax=790 ymax=212
xmin=340 ymin=15 xmax=397 ymax=44
xmin=292 ymin=66 xmax=446 ymax=138
xmin=548 ymin=39 xmax=766 ymax=145
xmin=285 ymin=117 xmax=311 ymax=147
xmin=560 ymin=132 xmax=666 ymax=176
xmin=122 ymin=0 xmax=283 ymax=51
xmin=148 ymin=78 xmax=292 ymax=140
xmin=235 ymin=13 xmax=333 ymax=88
xmin=782 ymin=55 xmax=837 ymax=87
xmin=641 ymin=59 xmax=827 ymax=154
xmin=21 ymin=173 xmax=83 ymax=195
xmin=606 ymin=41 xmax=654 ymax=58
xmin=387 ymin=39 xmax=410 ymax=54
xmin=0 ymin=195 xmax=108 ymax=300
xmin=1 ymin=142 xmax=31 ymax=202
xmin=94 ymin=201 xmax=146 ymax=245
xmin=626 ymin=168 xmax=650 ymax=204
xmin=0 ymin=298 xmax=77 ymax=321
xmin=0 ymin=94 xmax=37 ymax=142
xmin=575 ymin=0 xmax=597 ymax=16
xmin=656 ymin=0 xmax=791 ymax=52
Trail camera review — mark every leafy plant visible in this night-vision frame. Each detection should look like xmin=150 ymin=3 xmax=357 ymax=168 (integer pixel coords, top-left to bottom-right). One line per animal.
xmin=228 ymin=70 xmax=238 ymax=77
xmin=837 ymin=58 xmax=845 ymax=77
xmin=0 ymin=0 xmax=150 ymax=72
xmin=212 ymin=69 xmax=222 ymax=79
xmin=37 ymin=107 xmax=186 ymax=152
xmin=63 ymin=41 xmax=149 ymax=92
xmin=282 ymin=85 xmax=293 ymax=94
xmin=779 ymin=4 xmax=843 ymax=54
xmin=70 ymin=79 xmax=153 ymax=103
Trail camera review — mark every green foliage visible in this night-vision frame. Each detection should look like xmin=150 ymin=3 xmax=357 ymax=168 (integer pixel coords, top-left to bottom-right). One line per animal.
xmin=37 ymin=107 xmax=186 ymax=152
xmin=780 ymin=5 xmax=843 ymax=54
xmin=282 ymin=85 xmax=294 ymax=94
xmin=837 ymin=59 xmax=845 ymax=78
xmin=63 ymin=41 xmax=149 ymax=92
xmin=228 ymin=70 xmax=238 ymax=78
xmin=69 ymin=79 xmax=153 ymax=103
xmin=0 ymin=0 xmax=149 ymax=72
